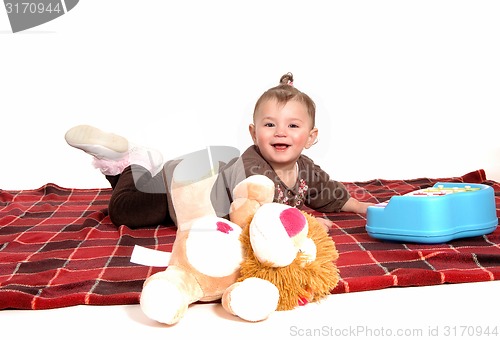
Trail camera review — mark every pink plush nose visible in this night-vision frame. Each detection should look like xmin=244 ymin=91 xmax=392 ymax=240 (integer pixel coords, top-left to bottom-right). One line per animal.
xmin=279 ymin=208 xmax=306 ymax=237
xmin=217 ymin=221 xmax=234 ymax=234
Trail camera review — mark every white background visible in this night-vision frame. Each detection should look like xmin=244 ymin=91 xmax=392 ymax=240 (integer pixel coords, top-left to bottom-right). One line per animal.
xmin=1 ymin=0 xmax=499 ymax=190
xmin=1 ymin=2 xmax=500 ymax=339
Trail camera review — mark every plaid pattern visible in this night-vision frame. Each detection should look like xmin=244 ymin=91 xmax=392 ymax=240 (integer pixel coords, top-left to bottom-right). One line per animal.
xmin=1 ymin=169 xmax=499 ymax=310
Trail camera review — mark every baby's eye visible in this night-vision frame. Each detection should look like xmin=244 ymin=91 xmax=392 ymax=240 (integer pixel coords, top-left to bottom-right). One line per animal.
xmin=264 ymin=122 xmax=275 ymax=127
xmin=289 ymin=124 xmax=299 ymax=128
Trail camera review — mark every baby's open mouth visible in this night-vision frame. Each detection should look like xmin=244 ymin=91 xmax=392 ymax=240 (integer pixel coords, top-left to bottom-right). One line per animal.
xmin=272 ymin=143 xmax=290 ymax=151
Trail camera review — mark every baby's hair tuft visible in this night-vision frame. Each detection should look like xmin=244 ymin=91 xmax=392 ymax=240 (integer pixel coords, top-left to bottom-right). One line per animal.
xmin=279 ymin=72 xmax=294 ymax=86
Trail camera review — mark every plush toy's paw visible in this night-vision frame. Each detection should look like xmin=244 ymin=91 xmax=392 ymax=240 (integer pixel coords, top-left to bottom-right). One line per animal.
xmin=222 ymin=277 xmax=279 ymax=322
xmin=230 ymin=175 xmax=275 ymax=227
xmin=232 ymin=175 xmax=275 ymax=204
xmin=140 ymin=268 xmax=203 ymax=325
xmin=229 ymin=198 xmax=261 ymax=227
xmin=140 ymin=277 xmax=188 ymax=325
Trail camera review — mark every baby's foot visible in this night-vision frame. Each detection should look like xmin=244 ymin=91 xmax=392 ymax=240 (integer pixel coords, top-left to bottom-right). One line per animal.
xmin=65 ymin=125 xmax=163 ymax=176
xmin=65 ymin=124 xmax=129 ymax=160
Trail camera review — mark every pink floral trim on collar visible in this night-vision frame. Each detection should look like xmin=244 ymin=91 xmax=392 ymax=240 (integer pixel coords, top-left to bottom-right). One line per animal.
xmin=276 ymin=179 xmax=309 ymax=208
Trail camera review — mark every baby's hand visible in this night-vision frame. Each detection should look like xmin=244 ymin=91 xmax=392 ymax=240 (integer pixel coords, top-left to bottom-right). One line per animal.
xmin=341 ymin=198 xmax=375 ymax=214
xmin=316 ymin=217 xmax=333 ymax=233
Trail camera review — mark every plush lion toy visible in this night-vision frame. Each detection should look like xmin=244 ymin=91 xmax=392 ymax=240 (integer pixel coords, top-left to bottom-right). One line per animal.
xmin=139 ymin=157 xmax=339 ymax=325
xmin=225 ymin=203 xmax=339 ymax=313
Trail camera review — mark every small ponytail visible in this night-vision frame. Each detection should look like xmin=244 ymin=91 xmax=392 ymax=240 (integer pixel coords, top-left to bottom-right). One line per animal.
xmin=279 ymin=72 xmax=294 ymax=86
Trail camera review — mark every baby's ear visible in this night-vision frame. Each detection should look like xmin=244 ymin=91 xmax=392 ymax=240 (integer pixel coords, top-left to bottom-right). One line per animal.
xmin=248 ymin=124 xmax=257 ymax=144
xmin=306 ymin=127 xmax=319 ymax=148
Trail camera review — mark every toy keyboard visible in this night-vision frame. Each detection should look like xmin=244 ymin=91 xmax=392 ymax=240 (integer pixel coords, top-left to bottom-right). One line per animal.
xmin=366 ymin=182 xmax=498 ymax=243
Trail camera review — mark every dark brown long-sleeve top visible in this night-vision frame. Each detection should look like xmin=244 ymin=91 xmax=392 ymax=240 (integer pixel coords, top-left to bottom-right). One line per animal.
xmin=210 ymin=145 xmax=350 ymax=218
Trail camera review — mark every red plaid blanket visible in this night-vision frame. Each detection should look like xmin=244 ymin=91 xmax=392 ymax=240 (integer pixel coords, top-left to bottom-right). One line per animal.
xmin=1 ymin=169 xmax=499 ymax=310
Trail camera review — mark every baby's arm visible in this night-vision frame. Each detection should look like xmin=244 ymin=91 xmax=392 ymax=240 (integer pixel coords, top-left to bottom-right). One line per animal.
xmin=340 ymin=197 xmax=374 ymax=214
xmin=318 ymin=198 xmax=373 ymax=232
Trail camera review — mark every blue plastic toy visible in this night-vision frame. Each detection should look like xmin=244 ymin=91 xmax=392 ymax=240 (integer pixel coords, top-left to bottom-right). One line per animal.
xmin=366 ymin=182 xmax=498 ymax=243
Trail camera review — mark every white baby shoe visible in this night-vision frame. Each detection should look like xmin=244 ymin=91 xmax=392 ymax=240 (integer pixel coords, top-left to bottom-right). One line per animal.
xmin=65 ymin=125 xmax=163 ymax=176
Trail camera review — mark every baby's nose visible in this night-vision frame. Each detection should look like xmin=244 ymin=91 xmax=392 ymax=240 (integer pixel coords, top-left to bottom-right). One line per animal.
xmin=274 ymin=126 xmax=287 ymax=137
